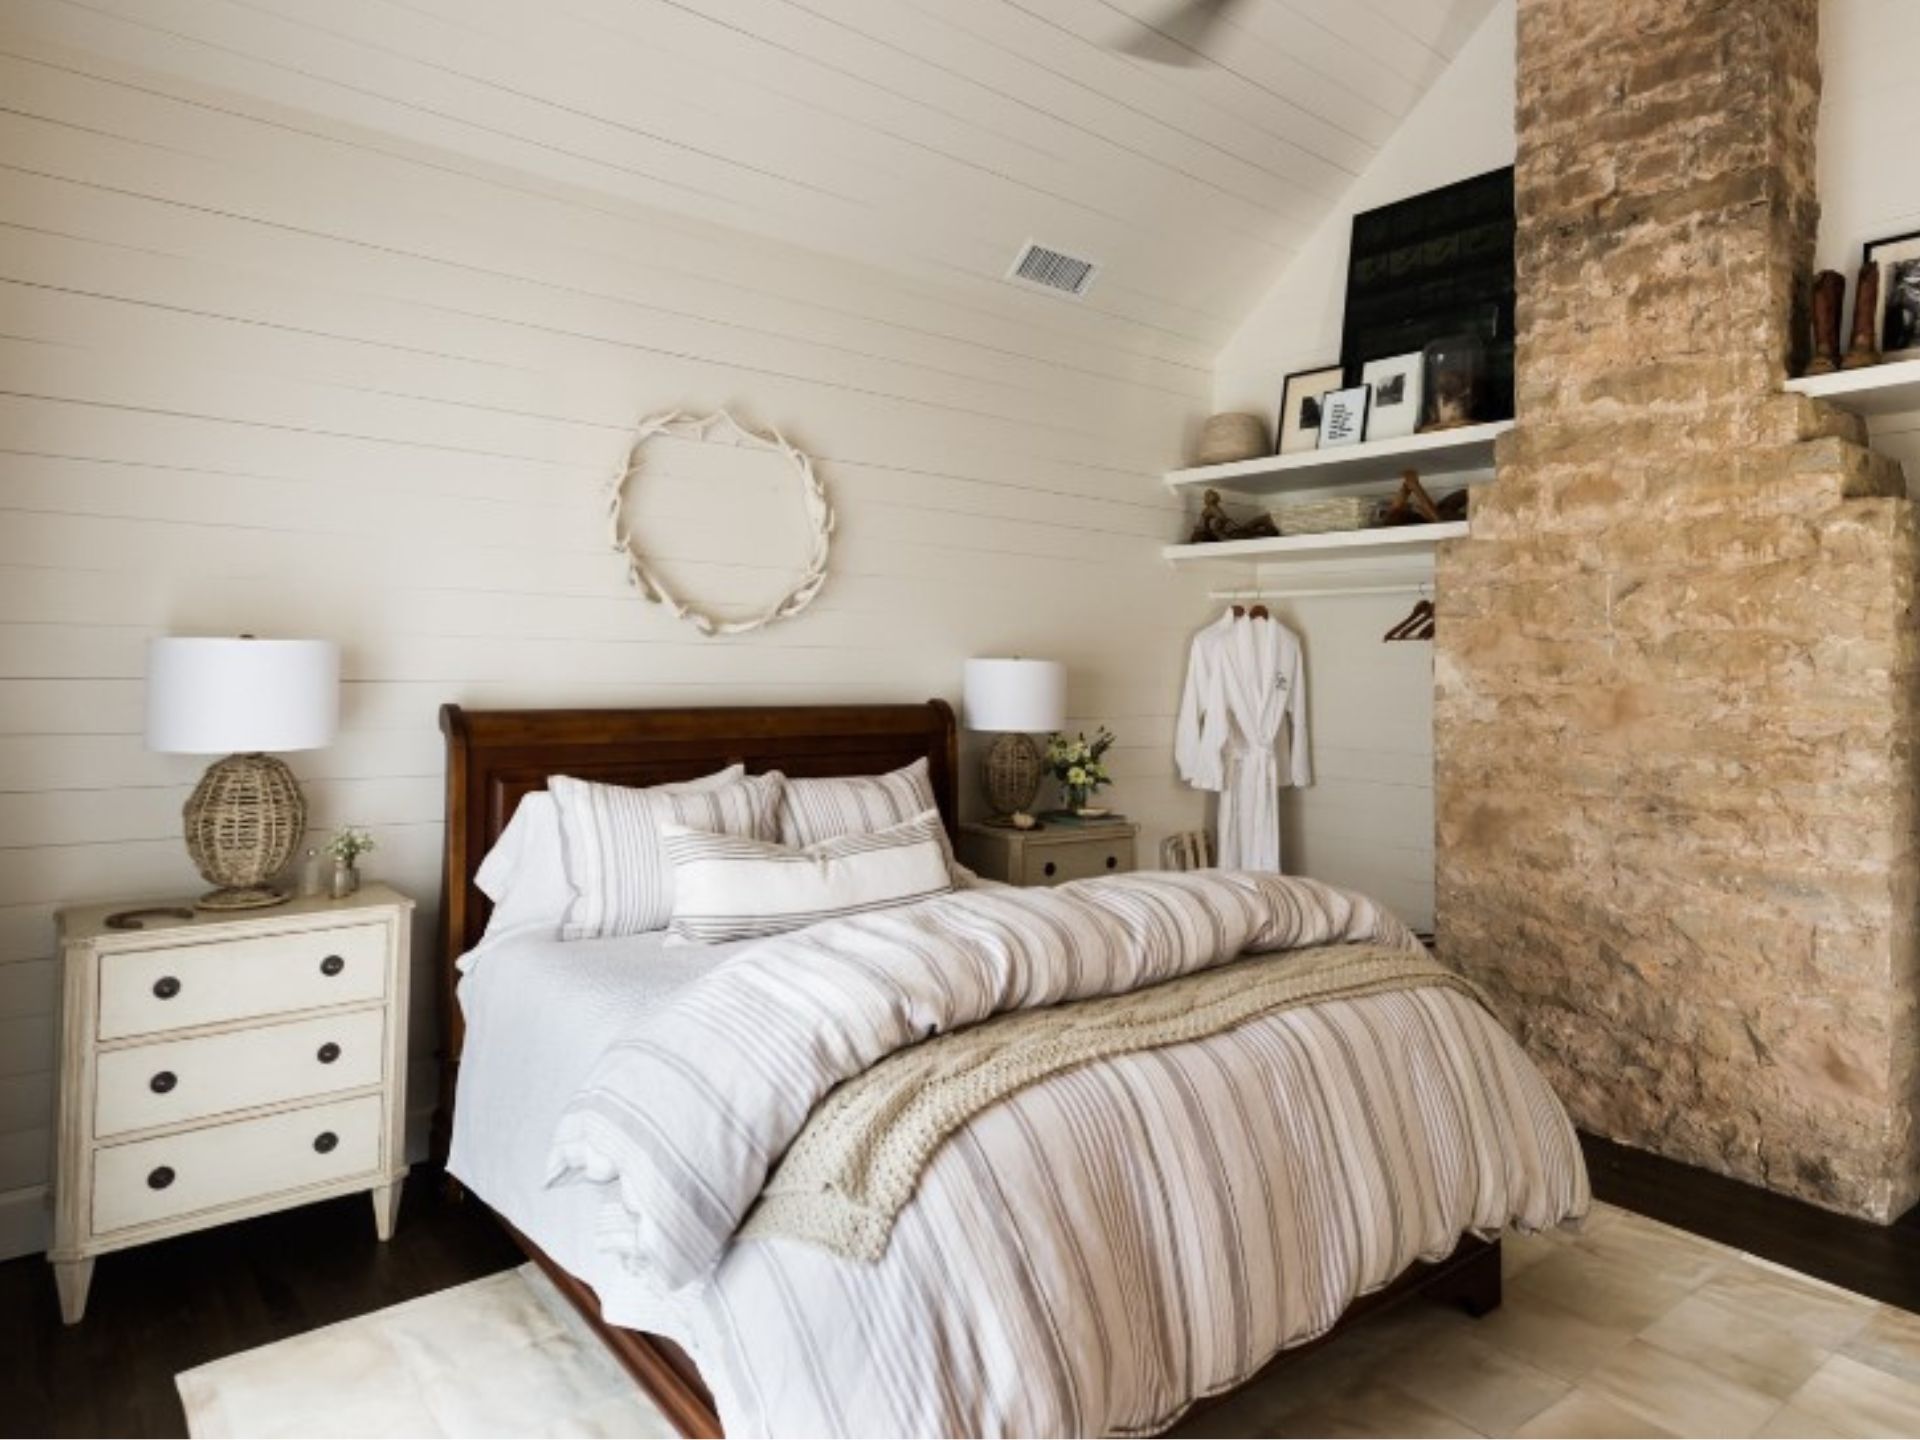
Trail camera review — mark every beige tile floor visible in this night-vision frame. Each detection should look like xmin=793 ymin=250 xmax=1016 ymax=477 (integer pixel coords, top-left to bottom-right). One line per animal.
xmin=1175 ymin=1203 xmax=1920 ymax=1438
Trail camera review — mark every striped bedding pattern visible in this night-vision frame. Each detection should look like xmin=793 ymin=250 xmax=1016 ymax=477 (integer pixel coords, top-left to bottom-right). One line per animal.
xmin=687 ymin=981 xmax=1586 ymax=1437
xmin=772 ymin=758 xmax=938 ymax=847
xmin=661 ymin=810 xmax=955 ymax=944
xmin=548 ymin=771 xmax=781 ymax=939
xmin=549 ymin=871 xmax=1430 ymax=1289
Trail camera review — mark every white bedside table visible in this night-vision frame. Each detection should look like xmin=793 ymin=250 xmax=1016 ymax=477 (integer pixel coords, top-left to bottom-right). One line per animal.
xmin=956 ymin=820 xmax=1139 ymax=888
xmin=49 ymin=885 xmax=414 ymax=1324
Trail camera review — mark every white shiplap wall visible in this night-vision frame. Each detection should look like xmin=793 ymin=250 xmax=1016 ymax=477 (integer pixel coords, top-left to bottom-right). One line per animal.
xmin=1 ymin=0 xmax=1502 ymax=355
xmin=0 ymin=28 xmax=1220 ymax=1259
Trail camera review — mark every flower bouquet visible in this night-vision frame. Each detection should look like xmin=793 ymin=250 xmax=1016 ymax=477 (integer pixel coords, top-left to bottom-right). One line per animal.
xmin=1044 ymin=727 xmax=1115 ymax=814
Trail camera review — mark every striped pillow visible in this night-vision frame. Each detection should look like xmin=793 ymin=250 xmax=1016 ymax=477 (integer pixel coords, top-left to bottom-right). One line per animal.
xmin=550 ymin=770 xmax=779 ymax=940
xmin=773 ymin=758 xmax=940 ymax=848
xmin=661 ymin=809 xmax=955 ymax=945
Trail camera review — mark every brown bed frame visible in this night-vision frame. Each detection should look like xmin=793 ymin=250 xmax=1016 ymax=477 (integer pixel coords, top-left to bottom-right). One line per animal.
xmin=434 ymin=700 xmax=1499 ymax=1438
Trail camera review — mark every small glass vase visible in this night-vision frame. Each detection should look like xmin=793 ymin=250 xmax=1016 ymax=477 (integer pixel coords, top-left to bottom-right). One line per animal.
xmin=1063 ymin=785 xmax=1092 ymax=814
xmin=330 ymin=859 xmax=360 ymax=900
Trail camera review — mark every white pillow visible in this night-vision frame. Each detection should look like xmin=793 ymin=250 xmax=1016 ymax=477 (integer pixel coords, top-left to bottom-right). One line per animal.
xmin=473 ymin=792 xmax=574 ymax=942
xmin=551 ymin=770 xmax=779 ymax=940
xmin=772 ymin=758 xmax=940 ymax=848
xmin=661 ymin=809 xmax=955 ymax=945
xmin=472 ymin=765 xmax=745 ymax=945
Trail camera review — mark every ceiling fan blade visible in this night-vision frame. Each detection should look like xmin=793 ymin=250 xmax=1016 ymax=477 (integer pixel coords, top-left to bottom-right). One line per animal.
xmin=1114 ymin=0 xmax=1251 ymax=64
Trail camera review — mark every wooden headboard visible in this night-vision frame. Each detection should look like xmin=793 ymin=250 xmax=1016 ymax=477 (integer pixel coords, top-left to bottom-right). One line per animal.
xmin=432 ymin=701 xmax=958 ymax=1155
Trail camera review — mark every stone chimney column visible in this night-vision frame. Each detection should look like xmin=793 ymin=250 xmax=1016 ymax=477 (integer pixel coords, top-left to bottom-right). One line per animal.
xmin=1435 ymin=0 xmax=1920 ymax=1220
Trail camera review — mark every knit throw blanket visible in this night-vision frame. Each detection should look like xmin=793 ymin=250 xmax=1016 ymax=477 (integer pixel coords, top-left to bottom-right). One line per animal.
xmin=742 ymin=943 xmax=1483 ymax=1261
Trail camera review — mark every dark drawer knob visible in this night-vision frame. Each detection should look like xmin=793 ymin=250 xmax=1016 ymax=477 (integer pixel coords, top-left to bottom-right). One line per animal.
xmin=317 ymin=1042 xmax=341 ymax=1065
xmin=1106 ymin=855 xmax=1119 ymax=870
xmin=319 ymin=955 xmax=345 ymax=977
xmin=1043 ymin=861 xmax=1057 ymax=877
xmin=152 ymin=976 xmax=181 ymax=1000
xmin=147 ymin=1166 xmax=174 ymax=1190
xmin=313 ymin=1131 xmax=338 ymax=1154
xmin=149 ymin=1070 xmax=177 ymax=1094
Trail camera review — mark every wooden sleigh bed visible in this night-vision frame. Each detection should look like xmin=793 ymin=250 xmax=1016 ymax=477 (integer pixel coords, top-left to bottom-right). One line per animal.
xmin=432 ymin=700 xmax=1501 ymax=1439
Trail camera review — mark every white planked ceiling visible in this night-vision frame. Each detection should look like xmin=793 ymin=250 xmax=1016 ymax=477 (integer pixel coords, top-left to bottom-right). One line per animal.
xmin=5 ymin=0 xmax=1500 ymax=355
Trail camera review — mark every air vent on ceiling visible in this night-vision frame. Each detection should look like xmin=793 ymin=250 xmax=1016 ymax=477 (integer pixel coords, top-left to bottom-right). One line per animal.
xmin=1007 ymin=241 xmax=1099 ymax=299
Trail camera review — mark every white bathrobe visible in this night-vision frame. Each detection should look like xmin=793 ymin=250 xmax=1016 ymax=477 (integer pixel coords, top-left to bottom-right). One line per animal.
xmin=1174 ymin=612 xmax=1311 ymax=871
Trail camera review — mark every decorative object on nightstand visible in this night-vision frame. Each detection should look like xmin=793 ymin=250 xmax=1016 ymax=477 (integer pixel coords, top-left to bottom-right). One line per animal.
xmin=957 ymin=819 xmax=1138 ymax=888
xmin=962 ymin=658 xmax=1066 ymax=827
xmin=1043 ymin=727 xmax=1115 ymax=814
xmin=48 ymin=885 xmax=414 ymax=1324
xmin=328 ymin=827 xmax=376 ymax=899
xmin=146 ymin=637 xmax=340 ymax=910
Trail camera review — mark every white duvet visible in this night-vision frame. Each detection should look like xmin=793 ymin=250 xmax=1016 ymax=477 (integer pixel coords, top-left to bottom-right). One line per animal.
xmin=450 ymin=894 xmax=1588 ymax=1438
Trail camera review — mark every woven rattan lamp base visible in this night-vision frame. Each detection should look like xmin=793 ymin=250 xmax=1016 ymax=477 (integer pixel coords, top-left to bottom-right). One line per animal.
xmin=183 ymin=752 xmax=306 ymax=911
xmin=981 ymin=732 xmax=1043 ymax=818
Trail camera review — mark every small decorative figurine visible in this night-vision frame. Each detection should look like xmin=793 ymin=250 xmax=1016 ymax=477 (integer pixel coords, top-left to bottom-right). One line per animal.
xmin=1807 ymin=269 xmax=1846 ymax=375
xmin=1188 ymin=489 xmax=1279 ymax=544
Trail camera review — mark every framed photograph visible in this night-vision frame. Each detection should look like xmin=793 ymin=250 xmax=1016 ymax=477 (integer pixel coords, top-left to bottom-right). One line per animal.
xmin=1360 ymin=352 xmax=1424 ymax=441
xmin=1866 ymin=231 xmax=1920 ymax=361
xmin=1316 ymin=384 xmax=1371 ymax=449
xmin=1275 ymin=363 xmax=1344 ymax=454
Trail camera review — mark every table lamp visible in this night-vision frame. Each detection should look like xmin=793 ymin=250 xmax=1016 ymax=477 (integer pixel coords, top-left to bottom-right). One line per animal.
xmin=146 ymin=636 xmax=340 ymax=910
xmin=962 ymin=657 xmax=1066 ymax=826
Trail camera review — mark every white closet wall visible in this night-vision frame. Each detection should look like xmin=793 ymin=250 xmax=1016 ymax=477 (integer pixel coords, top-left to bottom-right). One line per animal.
xmin=0 ymin=29 xmax=1218 ymax=1259
xmin=1207 ymin=7 xmax=1517 ymax=934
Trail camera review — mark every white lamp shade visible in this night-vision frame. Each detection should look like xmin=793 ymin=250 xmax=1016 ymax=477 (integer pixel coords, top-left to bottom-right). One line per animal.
xmin=962 ymin=658 xmax=1066 ymax=734
xmin=146 ymin=637 xmax=340 ymax=755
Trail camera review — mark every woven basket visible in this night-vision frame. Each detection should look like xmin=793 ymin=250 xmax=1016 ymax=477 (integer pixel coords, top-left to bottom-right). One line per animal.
xmin=1196 ymin=413 xmax=1269 ymax=465
xmin=1272 ymin=496 xmax=1378 ymax=536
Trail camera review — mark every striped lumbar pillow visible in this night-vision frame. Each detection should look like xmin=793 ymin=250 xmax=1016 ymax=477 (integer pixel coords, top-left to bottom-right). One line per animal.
xmin=661 ymin=809 xmax=955 ymax=944
xmin=549 ymin=770 xmax=780 ymax=940
xmin=772 ymin=758 xmax=940 ymax=848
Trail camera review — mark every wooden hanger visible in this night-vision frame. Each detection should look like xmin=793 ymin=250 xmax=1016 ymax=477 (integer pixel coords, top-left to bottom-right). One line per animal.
xmin=1384 ymin=599 xmax=1434 ymax=642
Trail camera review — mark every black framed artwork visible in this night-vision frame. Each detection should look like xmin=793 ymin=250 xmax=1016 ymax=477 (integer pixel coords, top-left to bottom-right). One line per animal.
xmin=1339 ymin=167 xmax=1515 ymax=426
xmin=1865 ymin=230 xmax=1920 ymax=361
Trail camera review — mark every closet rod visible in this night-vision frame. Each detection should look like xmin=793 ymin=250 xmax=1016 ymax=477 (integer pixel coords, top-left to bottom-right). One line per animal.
xmin=1209 ymin=582 xmax=1433 ymax=602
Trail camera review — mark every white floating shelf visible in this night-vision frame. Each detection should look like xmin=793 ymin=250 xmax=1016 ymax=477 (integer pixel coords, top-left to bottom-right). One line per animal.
xmin=1166 ymin=420 xmax=1512 ymax=497
xmin=1163 ymin=521 xmax=1469 ymax=566
xmin=1785 ymin=358 xmax=1920 ymax=416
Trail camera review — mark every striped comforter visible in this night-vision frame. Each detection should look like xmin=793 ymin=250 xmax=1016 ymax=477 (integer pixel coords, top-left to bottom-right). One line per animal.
xmin=544 ymin=872 xmax=1589 ymax=1436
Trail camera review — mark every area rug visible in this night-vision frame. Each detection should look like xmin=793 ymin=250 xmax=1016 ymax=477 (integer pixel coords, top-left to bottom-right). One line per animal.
xmin=176 ymin=1263 xmax=674 ymax=1438
xmin=180 ymin=1205 xmax=1920 ymax=1438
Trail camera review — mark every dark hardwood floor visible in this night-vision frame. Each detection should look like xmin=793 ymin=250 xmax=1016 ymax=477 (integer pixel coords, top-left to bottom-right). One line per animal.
xmin=1583 ymin=1133 xmax=1920 ymax=1310
xmin=6 ymin=1140 xmax=1920 ymax=1438
xmin=0 ymin=1170 xmax=520 ymax=1438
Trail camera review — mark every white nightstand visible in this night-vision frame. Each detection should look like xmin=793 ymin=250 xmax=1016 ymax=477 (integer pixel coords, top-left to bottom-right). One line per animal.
xmin=49 ymin=885 xmax=414 ymax=1324
xmin=956 ymin=820 xmax=1139 ymax=888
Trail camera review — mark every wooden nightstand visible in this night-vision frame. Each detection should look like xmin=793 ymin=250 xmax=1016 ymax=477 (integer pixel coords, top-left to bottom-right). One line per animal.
xmin=49 ymin=885 xmax=414 ymax=1324
xmin=957 ymin=820 xmax=1139 ymax=888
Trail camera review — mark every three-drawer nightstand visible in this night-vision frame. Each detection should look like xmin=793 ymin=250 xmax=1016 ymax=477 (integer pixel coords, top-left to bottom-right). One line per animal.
xmin=50 ymin=885 xmax=414 ymax=1323
xmin=957 ymin=820 xmax=1139 ymax=888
